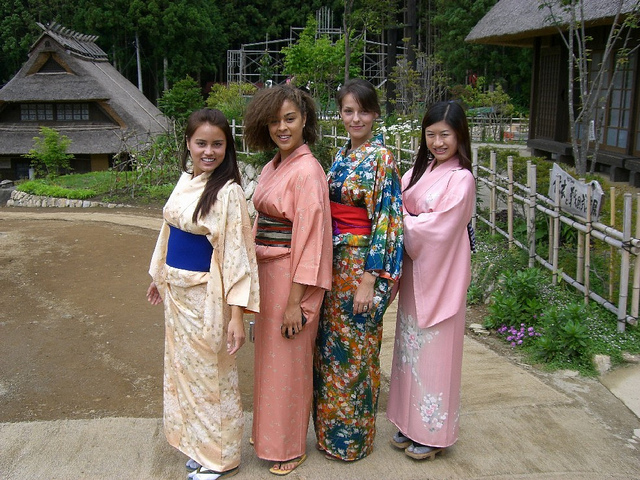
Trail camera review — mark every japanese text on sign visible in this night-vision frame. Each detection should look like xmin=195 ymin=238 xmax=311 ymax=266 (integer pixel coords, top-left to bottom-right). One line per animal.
xmin=548 ymin=163 xmax=603 ymax=221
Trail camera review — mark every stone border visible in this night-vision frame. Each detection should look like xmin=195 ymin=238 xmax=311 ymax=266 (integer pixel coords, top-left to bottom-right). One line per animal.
xmin=7 ymin=189 xmax=129 ymax=209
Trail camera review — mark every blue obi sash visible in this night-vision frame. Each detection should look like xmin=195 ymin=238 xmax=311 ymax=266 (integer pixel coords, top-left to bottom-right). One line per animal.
xmin=166 ymin=225 xmax=213 ymax=272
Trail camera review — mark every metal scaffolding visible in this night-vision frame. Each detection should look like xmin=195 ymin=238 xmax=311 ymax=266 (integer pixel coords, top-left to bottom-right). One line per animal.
xmin=226 ymin=7 xmax=387 ymax=88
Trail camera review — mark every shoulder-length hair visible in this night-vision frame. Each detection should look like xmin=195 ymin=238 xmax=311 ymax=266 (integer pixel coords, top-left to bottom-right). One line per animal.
xmin=336 ymin=78 xmax=381 ymax=115
xmin=406 ymin=101 xmax=472 ymax=191
xmin=243 ymin=85 xmax=318 ymax=151
xmin=180 ymin=108 xmax=242 ymax=222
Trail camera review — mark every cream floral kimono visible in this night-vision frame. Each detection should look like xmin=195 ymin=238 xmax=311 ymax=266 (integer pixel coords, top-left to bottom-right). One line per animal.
xmin=149 ymin=172 xmax=260 ymax=471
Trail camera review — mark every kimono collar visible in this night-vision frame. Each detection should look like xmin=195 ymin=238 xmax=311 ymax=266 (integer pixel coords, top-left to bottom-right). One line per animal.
xmin=273 ymin=143 xmax=312 ymax=168
xmin=341 ymin=133 xmax=385 ymax=156
xmin=430 ymin=155 xmax=463 ymax=173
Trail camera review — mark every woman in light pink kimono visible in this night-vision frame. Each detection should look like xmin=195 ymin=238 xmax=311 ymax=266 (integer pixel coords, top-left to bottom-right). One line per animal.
xmin=243 ymin=85 xmax=333 ymax=476
xmin=387 ymin=101 xmax=476 ymax=461
xmin=147 ymin=109 xmax=260 ymax=480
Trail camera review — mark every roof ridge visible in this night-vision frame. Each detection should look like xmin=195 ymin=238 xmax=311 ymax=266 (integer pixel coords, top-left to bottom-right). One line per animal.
xmin=37 ymin=21 xmax=108 ymax=61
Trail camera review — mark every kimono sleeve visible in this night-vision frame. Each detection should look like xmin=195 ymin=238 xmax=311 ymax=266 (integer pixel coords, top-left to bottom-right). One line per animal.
xmin=366 ymin=147 xmax=403 ymax=281
xmin=290 ymin=160 xmax=333 ymax=290
xmin=403 ymin=170 xmax=475 ymax=261
xmin=404 ymin=169 xmax=475 ymax=328
xmin=219 ymin=183 xmax=260 ymax=312
xmin=148 ymin=221 xmax=170 ymax=298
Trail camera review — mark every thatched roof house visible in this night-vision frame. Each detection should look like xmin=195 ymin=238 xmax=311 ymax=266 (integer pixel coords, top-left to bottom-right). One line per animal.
xmin=467 ymin=0 xmax=640 ymax=185
xmin=467 ymin=0 xmax=639 ymax=47
xmin=0 ymin=22 xmax=168 ymax=180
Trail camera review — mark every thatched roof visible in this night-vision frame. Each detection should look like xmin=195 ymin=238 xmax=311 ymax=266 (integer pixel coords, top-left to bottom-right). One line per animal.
xmin=0 ymin=22 xmax=168 ymax=156
xmin=466 ymin=0 xmax=640 ymax=47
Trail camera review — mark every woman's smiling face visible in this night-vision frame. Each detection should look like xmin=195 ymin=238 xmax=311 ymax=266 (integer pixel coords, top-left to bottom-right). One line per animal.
xmin=268 ymin=99 xmax=306 ymax=160
xmin=425 ymin=120 xmax=458 ymax=165
xmin=340 ymin=93 xmax=378 ymax=150
xmin=187 ymin=123 xmax=226 ymax=176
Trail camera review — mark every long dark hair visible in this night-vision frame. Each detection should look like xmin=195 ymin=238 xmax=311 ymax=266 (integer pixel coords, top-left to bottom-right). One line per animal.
xmin=180 ymin=108 xmax=242 ymax=222
xmin=406 ymin=101 xmax=472 ymax=191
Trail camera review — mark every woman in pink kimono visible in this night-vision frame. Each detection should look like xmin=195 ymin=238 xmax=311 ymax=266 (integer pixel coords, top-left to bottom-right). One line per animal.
xmin=387 ymin=101 xmax=476 ymax=461
xmin=147 ymin=108 xmax=260 ymax=480
xmin=243 ymin=85 xmax=333 ymax=476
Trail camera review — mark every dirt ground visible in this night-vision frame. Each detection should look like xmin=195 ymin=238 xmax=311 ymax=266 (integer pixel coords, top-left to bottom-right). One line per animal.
xmin=0 ymin=206 xmax=578 ymax=424
xmin=0 ymin=207 xmax=263 ymax=422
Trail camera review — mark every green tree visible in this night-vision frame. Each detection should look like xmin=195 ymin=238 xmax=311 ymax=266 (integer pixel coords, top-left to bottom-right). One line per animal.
xmin=282 ymin=17 xmax=361 ymax=111
xmin=433 ymin=0 xmax=532 ymax=109
xmin=157 ymin=75 xmax=205 ymax=125
xmin=206 ymin=82 xmax=257 ymax=122
xmin=25 ymin=127 xmax=74 ymax=178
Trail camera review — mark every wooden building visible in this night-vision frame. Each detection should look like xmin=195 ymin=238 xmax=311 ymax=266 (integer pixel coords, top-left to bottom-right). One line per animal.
xmin=467 ymin=0 xmax=640 ymax=184
xmin=0 ymin=22 xmax=168 ymax=180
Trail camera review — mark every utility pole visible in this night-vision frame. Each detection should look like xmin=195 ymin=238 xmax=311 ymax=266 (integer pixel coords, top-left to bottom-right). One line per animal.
xmin=135 ymin=32 xmax=143 ymax=92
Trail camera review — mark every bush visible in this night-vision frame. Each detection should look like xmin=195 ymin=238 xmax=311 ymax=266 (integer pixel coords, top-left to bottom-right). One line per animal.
xmin=25 ymin=127 xmax=74 ymax=178
xmin=18 ymin=180 xmax=96 ymax=199
xmin=206 ymin=83 xmax=256 ymax=122
xmin=535 ymin=304 xmax=592 ymax=367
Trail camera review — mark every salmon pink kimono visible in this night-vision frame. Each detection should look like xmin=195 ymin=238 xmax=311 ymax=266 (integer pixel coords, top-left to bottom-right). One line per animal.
xmin=251 ymin=144 xmax=333 ymax=462
xmin=387 ymin=156 xmax=475 ymax=448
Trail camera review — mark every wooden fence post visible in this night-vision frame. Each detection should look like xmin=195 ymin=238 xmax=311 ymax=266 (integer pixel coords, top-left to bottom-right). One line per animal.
xmin=527 ymin=162 xmax=536 ymax=268
xmin=507 ymin=156 xmax=514 ymax=249
xmin=584 ymin=184 xmax=592 ymax=305
xmin=632 ymin=193 xmax=640 ymax=320
xmin=552 ymin=173 xmax=561 ymax=285
xmin=472 ymin=147 xmax=478 ymax=231
xmin=618 ymin=193 xmax=632 ymax=332
xmin=490 ymin=151 xmax=497 ymax=236
xmin=609 ymin=187 xmax=616 ymax=301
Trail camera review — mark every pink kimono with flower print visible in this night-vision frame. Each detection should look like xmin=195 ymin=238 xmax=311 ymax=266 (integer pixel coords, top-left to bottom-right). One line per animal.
xmin=387 ymin=156 xmax=475 ymax=448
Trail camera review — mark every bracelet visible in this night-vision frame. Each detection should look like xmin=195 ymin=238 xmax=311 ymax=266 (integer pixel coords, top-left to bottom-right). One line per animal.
xmin=368 ymin=270 xmax=380 ymax=277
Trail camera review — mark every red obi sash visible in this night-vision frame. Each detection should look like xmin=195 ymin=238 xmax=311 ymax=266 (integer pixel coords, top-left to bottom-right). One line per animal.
xmin=330 ymin=201 xmax=371 ymax=235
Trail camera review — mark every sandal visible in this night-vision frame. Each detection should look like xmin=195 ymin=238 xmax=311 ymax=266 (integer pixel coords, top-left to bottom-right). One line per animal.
xmin=268 ymin=454 xmax=307 ymax=476
xmin=390 ymin=431 xmax=412 ymax=449
xmin=186 ymin=458 xmax=201 ymax=471
xmin=188 ymin=466 xmax=239 ymax=480
xmin=404 ymin=442 xmax=443 ymax=461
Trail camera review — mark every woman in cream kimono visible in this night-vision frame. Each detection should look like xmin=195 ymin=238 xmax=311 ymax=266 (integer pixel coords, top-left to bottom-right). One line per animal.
xmin=147 ymin=108 xmax=259 ymax=480
xmin=387 ymin=101 xmax=476 ymax=461
xmin=243 ymin=85 xmax=332 ymax=476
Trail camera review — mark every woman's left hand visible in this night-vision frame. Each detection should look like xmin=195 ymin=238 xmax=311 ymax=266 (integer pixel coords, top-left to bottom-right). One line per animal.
xmin=353 ymin=272 xmax=376 ymax=315
xmin=227 ymin=306 xmax=246 ymax=355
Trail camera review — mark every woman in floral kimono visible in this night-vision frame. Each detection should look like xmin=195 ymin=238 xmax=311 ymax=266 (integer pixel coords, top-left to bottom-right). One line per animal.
xmin=387 ymin=101 xmax=476 ymax=461
xmin=243 ymin=85 xmax=332 ymax=476
xmin=314 ymin=79 xmax=403 ymax=462
xmin=147 ymin=108 xmax=260 ymax=480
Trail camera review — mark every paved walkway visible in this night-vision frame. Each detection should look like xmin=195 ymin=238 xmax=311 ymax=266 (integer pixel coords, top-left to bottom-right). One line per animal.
xmin=1 ymin=209 xmax=639 ymax=479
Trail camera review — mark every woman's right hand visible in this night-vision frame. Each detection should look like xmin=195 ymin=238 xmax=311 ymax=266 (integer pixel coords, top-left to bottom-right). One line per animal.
xmin=146 ymin=282 xmax=162 ymax=305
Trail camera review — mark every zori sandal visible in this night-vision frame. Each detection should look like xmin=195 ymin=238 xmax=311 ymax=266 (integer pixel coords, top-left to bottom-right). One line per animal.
xmin=188 ymin=466 xmax=239 ymax=480
xmin=405 ymin=442 xmax=443 ymax=461
xmin=390 ymin=431 xmax=412 ymax=449
xmin=269 ymin=454 xmax=307 ymax=476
